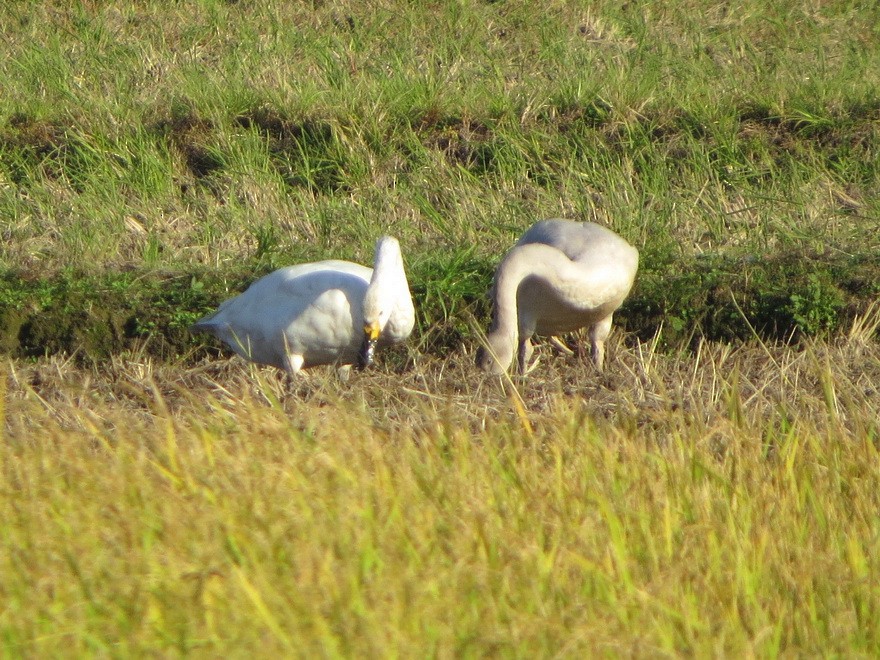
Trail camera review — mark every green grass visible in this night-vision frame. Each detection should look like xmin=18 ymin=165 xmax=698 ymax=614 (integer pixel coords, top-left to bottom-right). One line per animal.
xmin=1 ymin=1 xmax=880 ymax=654
xmin=1 ymin=0 xmax=878 ymax=277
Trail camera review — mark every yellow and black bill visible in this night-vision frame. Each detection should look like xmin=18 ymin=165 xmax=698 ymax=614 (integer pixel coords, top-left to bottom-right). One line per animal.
xmin=357 ymin=322 xmax=381 ymax=370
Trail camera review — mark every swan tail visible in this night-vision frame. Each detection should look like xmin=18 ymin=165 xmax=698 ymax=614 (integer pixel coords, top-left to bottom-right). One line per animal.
xmin=190 ymin=314 xmax=220 ymax=336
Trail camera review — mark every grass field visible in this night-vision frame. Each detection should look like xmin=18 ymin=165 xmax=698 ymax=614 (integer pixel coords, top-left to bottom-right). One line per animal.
xmin=1 ymin=0 xmax=880 ymax=655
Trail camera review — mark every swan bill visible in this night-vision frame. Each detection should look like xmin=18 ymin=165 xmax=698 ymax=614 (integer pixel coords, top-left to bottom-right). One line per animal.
xmin=358 ymin=321 xmax=381 ymax=369
xmin=357 ymin=337 xmax=377 ymax=369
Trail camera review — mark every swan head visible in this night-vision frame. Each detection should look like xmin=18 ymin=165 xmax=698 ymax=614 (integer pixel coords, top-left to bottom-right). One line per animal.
xmin=476 ymin=330 xmax=515 ymax=374
xmin=358 ymin=236 xmax=406 ymax=369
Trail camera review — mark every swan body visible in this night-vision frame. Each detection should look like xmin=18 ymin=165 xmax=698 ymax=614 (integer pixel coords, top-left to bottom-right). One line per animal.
xmin=477 ymin=219 xmax=639 ymax=374
xmin=192 ymin=236 xmax=414 ymax=375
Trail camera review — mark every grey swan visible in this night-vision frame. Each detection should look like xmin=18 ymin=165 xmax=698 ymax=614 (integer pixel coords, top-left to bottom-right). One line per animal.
xmin=477 ymin=219 xmax=638 ymax=374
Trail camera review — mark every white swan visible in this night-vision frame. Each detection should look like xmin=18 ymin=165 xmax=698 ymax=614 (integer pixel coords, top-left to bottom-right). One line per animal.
xmin=477 ymin=219 xmax=639 ymax=374
xmin=191 ymin=236 xmax=415 ymax=375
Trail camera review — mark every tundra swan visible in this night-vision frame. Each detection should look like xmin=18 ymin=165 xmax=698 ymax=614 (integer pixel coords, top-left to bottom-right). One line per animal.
xmin=477 ymin=219 xmax=638 ymax=374
xmin=191 ymin=236 xmax=415 ymax=375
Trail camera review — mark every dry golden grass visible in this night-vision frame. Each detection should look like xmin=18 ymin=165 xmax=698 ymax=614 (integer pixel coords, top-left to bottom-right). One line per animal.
xmin=3 ymin=316 xmax=879 ymax=655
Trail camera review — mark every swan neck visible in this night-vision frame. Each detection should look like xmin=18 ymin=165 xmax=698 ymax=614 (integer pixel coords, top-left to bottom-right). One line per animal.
xmin=364 ymin=237 xmax=412 ymax=336
xmin=370 ymin=241 xmax=406 ymax=288
xmin=491 ymin=249 xmax=542 ymax=336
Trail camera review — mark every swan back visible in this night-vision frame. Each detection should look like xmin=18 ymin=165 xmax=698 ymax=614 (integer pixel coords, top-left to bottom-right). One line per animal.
xmin=517 ymin=218 xmax=639 ymax=274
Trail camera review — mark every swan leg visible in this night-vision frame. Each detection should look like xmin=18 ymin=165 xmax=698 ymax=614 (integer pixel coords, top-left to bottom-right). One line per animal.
xmin=283 ymin=353 xmax=305 ymax=377
xmin=517 ymin=337 xmax=534 ymax=374
xmin=589 ymin=316 xmax=613 ymax=371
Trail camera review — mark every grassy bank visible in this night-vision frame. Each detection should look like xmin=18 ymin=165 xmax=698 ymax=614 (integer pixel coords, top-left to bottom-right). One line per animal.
xmin=2 ymin=1 xmax=878 ymax=360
